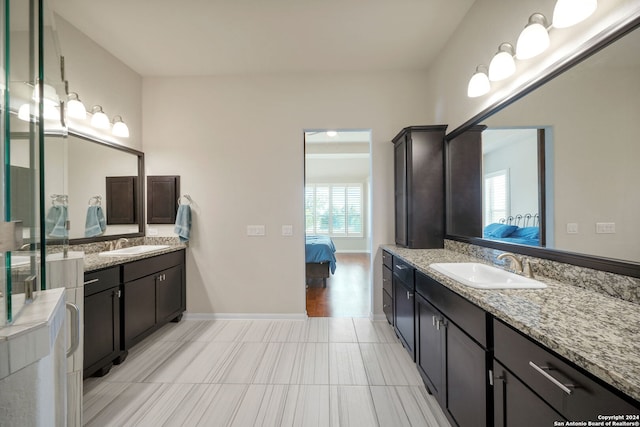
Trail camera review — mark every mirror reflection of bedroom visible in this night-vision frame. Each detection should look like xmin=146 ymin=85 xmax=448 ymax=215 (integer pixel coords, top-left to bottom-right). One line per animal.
xmin=304 ymin=130 xmax=372 ymax=317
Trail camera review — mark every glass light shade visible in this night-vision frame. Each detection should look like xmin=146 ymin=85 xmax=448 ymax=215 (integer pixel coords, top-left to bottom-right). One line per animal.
xmin=467 ymin=69 xmax=490 ymax=98
xmin=516 ymin=15 xmax=550 ymax=60
xmin=43 ymin=104 xmax=60 ymax=121
xmin=553 ymin=0 xmax=597 ymax=28
xmin=32 ymin=82 xmax=59 ymax=106
xmin=91 ymin=107 xmax=110 ymax=129
xmin=112 ymin=119 xmax=130 ymax=138
xmin=326 ymin=130 xmax=338 ymax=137
xmin=489 ymin=44 xmax=516 ymax=81
xmin=18 ymin=104 xmax=32 ymax=121
xmin=66 ymin=95 xmax=87 ymax=119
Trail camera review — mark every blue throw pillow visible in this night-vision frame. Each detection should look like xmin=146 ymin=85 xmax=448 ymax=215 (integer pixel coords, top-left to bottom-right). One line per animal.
xmin=484 ymin=223 xmax=518 ymax=238
xmin=509 ymin=226 xmax=539 ymax=239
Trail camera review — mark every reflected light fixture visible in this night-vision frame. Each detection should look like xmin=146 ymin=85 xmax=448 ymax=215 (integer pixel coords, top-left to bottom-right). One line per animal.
xmin=112 ymin=115 xmax=130 ymax=138
xmin=32 ymin=81 xmax=59 ymax=106
xmin=553 ymin=0 xmax=597 ymax=28
xmin=516 ymin=13 xmax=550 ymax=60
xmin=489 ymin=43 xmax=516 ymax=81
xmin=326 ymin=130 xmax=338 ymax=137
xmin=467 ymin=65 xmax=490 ymax=98
xmin=18 ymin=104 xmax=32 ymax=121
xmin=66 ymin=92 xmax=87 ymax=119
xmin=90 ymin=105 xmax=110 ymax=129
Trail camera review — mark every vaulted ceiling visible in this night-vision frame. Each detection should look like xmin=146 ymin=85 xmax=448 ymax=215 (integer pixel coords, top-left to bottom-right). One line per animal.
xmin=50 ymin=0 xmax=475 ymax=76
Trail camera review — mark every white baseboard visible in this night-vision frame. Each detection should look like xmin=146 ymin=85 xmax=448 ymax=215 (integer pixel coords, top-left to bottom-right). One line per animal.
xmin=184 ymin=312 xmax=308 ymax=320
xmin=371 ymin=313 xmax=387 ymax=322
xmin=334 ymin=250 xmax=371 ymax=254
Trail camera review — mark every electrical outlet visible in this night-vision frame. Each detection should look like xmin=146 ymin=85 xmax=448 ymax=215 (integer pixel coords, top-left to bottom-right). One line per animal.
xmin=566 ymin=223 xmax=578 ymax=234
xmin=148 ymin=228 xmax=158 ymax=236
xmin=596 ymin=222 xmax=615 ymax=234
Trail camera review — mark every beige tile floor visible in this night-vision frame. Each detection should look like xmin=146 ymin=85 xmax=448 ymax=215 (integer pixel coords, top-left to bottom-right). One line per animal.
xmin=83 ymin=318 xmax=450 ymax=427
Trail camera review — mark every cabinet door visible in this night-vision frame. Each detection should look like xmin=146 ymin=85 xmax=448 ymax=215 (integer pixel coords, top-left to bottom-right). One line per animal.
xmin=84 ymin=286 xmax=120 ymax=375
xmin=416 ymin=295 xmax=445 ymax=406
xmin=124 ymin=275 xmax=156 ymax=348
xmin=493 ymin=361 xmax=565 ymax=427
xmin=446 ymin=322 xmax=488 ymax=427
xmin=394 ymin=137 xmax=407 ymax=246
xmin=393 ymin=277 xmax=414 ymax=359
xmin=156 ymin=265 xmax=183 ymax=323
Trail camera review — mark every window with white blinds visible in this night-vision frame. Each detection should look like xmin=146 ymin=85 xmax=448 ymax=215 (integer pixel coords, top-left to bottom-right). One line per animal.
xmin=484 ymin=170 xmax=509 ymax=225
xmin=305 ymin=184 xmax=363 ymax=237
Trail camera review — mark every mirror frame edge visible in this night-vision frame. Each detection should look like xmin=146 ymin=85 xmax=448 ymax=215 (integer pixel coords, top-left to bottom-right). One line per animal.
xmin=444 ymin=15 xmax=640 ymax=279
xmin=48 ymin=130 xmax=145 ymax=245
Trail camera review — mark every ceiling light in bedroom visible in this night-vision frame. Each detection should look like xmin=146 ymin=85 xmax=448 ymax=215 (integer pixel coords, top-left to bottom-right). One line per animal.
xmin=467 ymin=65 xmax=490 ymax=98
xmin=489 ymin=43 xmax=516 ymax=82
xmin=516 ymin=13 xmax=550 ymax=60
xmin=552 ymin=0 xmax=597 ymax=28
xmin=326 ymin=130 xmax=338 ymax=137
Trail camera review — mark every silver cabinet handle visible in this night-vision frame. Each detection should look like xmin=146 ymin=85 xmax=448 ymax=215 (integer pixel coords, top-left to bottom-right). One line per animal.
xmin=395 ymin=264 xmax=407 ymax=270
xmin=84 ymin=278 xmax=99 ymax=285
xmin=406 ymin=291 xmax=413 ymax=300
xmin=66 ymin=302 xmax=80 ymax=358
xmin=528 ymin=361 xmax=575 ymax=395
xmin=432 ymin=315 xmax=437 ymax=326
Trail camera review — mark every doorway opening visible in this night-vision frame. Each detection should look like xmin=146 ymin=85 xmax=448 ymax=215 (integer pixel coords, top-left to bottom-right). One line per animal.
xmin=304 ymin=130 xmax=372 ymax=317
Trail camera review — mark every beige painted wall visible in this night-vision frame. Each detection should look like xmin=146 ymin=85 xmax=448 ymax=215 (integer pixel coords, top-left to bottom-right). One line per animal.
xmin=142 ymin=72 xmax=428 ymax=315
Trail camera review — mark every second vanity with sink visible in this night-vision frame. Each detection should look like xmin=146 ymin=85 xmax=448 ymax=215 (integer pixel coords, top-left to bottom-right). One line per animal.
xmin=81 ymin=241 xmax=186 ymax=378
xmin=382 ymin=244 xmax=640 ymax=426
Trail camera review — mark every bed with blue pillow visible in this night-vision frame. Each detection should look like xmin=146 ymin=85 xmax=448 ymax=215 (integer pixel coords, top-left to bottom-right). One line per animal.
xmin=305 ymin=235 xmax=337 ymax=287
xmin=483 ymin=214 xmax=540 ymax=246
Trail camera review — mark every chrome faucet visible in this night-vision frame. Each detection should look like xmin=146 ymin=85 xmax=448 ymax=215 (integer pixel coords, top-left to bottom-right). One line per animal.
xmin=497 ymin=252 xmax=535 ymax=278
xmin=115 ymin=238 xmax=129 ymax=249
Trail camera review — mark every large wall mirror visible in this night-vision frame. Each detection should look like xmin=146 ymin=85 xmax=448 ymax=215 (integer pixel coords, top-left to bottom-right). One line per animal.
xmin=45 ymin=131 xmax=144 ymax=243
xmin=446 ymin=18 xmax=640 ymax=277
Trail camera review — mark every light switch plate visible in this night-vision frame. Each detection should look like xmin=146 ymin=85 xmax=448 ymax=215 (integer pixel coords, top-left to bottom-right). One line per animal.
xmin=566 ymin=223 xmax=578 ymax=234
xmin=596 ymin=222 xmax=615 ymax=234
xmin=282 ymin=225 xmax=293 ymax=236
xmin=247 ymin=225 xmax=266 ymax=236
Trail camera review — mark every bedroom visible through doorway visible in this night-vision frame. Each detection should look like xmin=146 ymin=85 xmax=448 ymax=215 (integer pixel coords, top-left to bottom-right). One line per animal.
xmin=304 ymin=130 xmax=372 ymax=317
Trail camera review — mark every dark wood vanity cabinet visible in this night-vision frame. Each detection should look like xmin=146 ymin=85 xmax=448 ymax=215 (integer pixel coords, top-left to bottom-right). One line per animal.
xmin=493 ymin=319 xmax=640 ymax=425
xmin=382 ymin=250 xmax=393 ymax=325
xmin=392 ymin=257 xmax=415 ymax=359
xmin=122 ymin=250 xmax=186 ymax=349
xmin=415 ymin=271 xmax=490 ymax=427
xmin=84 ymin=266 xmax=122 ymax=377
xmin=392 ymin=125 xmax=447 ymax=249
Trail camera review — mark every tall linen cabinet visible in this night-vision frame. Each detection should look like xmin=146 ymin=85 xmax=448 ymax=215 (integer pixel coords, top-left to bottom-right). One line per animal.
xmin=393 ymin=125 xmax=447 ymax=249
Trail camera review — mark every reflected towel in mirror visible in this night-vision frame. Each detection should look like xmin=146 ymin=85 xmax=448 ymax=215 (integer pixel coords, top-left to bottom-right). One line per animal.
xmin=46 ymin=205 xmax=68 ymax=238
xmin=85 ymin=205 xmax=107 ymax=237
xmin=174 ymin=204 xmax=191 ymax=242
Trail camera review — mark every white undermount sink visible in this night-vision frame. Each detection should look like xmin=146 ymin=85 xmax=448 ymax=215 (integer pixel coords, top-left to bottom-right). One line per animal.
xmin=98 ymin=245 xmax=170 ymax=257
xmin=429 ymin=262 xmax=547 ymax=289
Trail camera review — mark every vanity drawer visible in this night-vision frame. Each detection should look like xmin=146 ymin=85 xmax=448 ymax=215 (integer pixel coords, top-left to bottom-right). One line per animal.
xmin=392 ymin=258 xmax=413 ymax=287
xmin=122 ymin=250 xmax=184 ymax=282
xmin=382 ymin=250 xmax=393 ymax=269
xmin=416 ymin=271 xmax=487 ymax=347
xmin=84 ymin=266 xmax=120 ymax=296
xmin=494 ymin=319 xmax=640 ymax=420
xmin=383 ymin=264 xmax=392 ymax=295
xmin=382 ymin=289 xmax=393 ymax=325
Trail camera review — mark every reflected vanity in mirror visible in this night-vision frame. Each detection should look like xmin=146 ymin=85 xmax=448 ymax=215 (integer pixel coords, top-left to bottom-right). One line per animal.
xmin=45 ymin=131 xmax=144 ymax=243
xmin=446 ymin=19 xmax=640 ymax=276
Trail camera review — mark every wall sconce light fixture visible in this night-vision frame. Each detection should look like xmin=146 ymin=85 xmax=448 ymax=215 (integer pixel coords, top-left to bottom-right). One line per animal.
xmin=90 ymin=105 xmax=110 ymax=129
xmin=516 ymin=13 xmax=550 ymax=60
xmin=489 ymin=43 xmax=516 ymax=81
xmin=66 ymin=92 xmax=87 ymax=119
xmin=112 ymin=116 xmax=130 ymax=138
xmin=467 ymin=65 xmax=490 ymax=98
xmin=553 ymin=0 xmax=597 ymax=29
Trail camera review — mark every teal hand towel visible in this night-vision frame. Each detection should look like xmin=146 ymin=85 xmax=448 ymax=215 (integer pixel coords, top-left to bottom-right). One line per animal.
xmin=45 ymin=205 xmax=68 ymax=238
xmin=85 ymin=205 xmax=107 ymax=237
xmin=174 ymin=204 xmax=191 ymax=242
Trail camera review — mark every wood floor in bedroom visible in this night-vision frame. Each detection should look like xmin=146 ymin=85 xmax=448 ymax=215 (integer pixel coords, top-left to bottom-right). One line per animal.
xmin=83 ymin=318 xmax=451 ymax=427
xmin=306 ymin=253 xmax=370 ymax=317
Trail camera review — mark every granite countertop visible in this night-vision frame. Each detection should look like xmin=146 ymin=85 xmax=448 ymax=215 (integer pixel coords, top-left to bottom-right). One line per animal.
xmin=82 ymin=244 xmax=187 ymax=272
xmin=382 ymin=244 xmax=640 ymax=403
